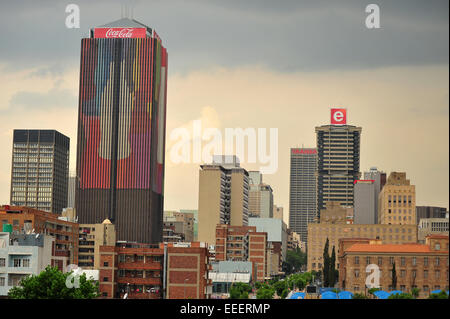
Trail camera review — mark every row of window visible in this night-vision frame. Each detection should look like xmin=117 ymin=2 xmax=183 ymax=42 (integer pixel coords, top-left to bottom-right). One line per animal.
xmin=354 ymin=256 xmax=447 ymax=266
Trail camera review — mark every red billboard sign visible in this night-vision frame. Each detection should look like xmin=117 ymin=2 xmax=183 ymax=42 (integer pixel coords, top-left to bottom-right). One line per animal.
xmin=292 ymin=149 xmax=317 ymax=155
xmin=331 ymin=108 xmax=347 ymax=125
xmin=94 ymin=27 xmax=147 ymax=39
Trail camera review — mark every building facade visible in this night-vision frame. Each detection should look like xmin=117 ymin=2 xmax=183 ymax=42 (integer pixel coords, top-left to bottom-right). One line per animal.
xmin=418 ymin=218 xmax=449 ymax=242
xmin=289 ymin=148 xmax=317 ymax=243
xmin=198 ymin=156 xmax=249 ymax=245
xmin=315 ymin=111 xmax=362 ymax=216
xmin=416 ymin=206 xmax=447 ymax=224
xmin=354 ymin=180 xmax=377 ymax=224
xmin=163 ymin=211 xmax=194 ymax=242
xmin=248 ymin=171 xmax=273 ymax=218
xmin=0 ymin=205 xmax=78 ymax=266
xmin=338 ymin=235 xmax=449 ymax=297
xmin=307 ymin=202 xmax=417 ymax=272
xmin=98 ymin=241 xmax=211 ymax=299
xmin=378 ymin=172 xmax=416 ymax=225
xmin=10 ymin=129 xmax=70 ymax=214
xmin=75 ymin=18 xmax=168 ymax=244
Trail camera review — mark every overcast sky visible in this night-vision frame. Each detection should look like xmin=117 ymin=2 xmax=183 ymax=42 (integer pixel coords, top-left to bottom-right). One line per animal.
xmin=0 ymin=0 xmax=448 ymax=224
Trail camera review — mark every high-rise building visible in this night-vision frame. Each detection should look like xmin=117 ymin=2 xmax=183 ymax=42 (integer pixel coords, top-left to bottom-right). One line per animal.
xmin=353 ymin=180 xmax=377 ymax=224
xmin=197 ymin=156 xmax=249 ymax=245
xmin=416 ymin=206 xmax=447 ymax=224
xmin=75 ymin=18 xmax=168 ymax=244
xmin=248 ymin=171 xmax=273 ymax=218
xmin=67 ymin=172 xmax=76 ymax=208
xmin=316 ymin=108 xmax=362 ymax=216
xmin=273 ymin=205 xmax=283 ymax=221
xmin=289 ymin=147 xmax=317 ymax=243
xmin=378 ymin=172 xmax=416 ymax=225
xmin=355 ymin=167 xmax=386 ymax=224
xmin=10 ymin=129 xmax=69 ymax=213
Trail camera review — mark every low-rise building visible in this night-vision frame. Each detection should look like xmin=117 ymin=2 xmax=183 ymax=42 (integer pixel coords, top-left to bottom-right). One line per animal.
xmin=99 ymin=241 xmax=212 ymax=299
xmin=338 ymin=235 xmax=449 ymax=297
xmin=0 ymin=231 xmax=65 ymax=296
xmin=418 ymin=218 xmax=449 ymax=243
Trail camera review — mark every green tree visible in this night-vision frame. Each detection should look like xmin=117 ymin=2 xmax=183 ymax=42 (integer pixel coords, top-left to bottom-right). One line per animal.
xmin=229 ymin=282 xmax=252 ymax=299
xmin=280 ymin=288 xmax=289 ymax=299
xmin=322 ymin=238 xmax=330 ymax=287
xmin=352 ymin=293 xmax=368 ymax=299
xmin=8 ymin=266 xmax=99 ymax=299
xmin=391 ymin=262 xmax=397 ymax=290
xmin=428 ymin=290 xmax=449 ymax=299
xmin=273 ymin=280 xmax=287 ymax=297
xmin=411 ymin=287 xmax=420 ymax=299
xmin=388 ymin=292 xmax=413 ymax=299
xmin=256 ymin=286 xmax=275 ymax=299
xmin=284 ymin=248 xmax=307 ymax=275
xmin=329 ymin=245 xmax=337 ymax=287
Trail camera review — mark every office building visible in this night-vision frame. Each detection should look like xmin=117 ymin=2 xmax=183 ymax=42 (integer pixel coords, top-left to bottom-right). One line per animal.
xmin=163 ymin=210 xmax=195 ymax=242
xmin=198 ymin=156 xmax=249 ymax=245
xmin=338 ymin=235 xmax=449 ymax=297
xmin=10 ymin=129 xmax=69 ymax=214
xmin=273 ymin=205 xmax=283 ymax=221
xmin=248 ymin=171 xmax=273 ymax=218
xmin=289 ymin=147 xmax=317 ymax=243
xmin=378 ymin=172 xmax=416 ymax=225
xmin=209 ymin=261 xmax=254 ymax=297
xmin=316 ymin=109 xmax=362 ymax=215
xmin=67 ymin=172 xmax=76 ymax=208
xmin=416 ymin=206 xmax=447 ymax=224
xmin=75 ymin=18 xmax=168 ymax=244
xmin=307 ymin=202 xmax=417 ymax=272
xmin=180 ymin=209 xmax=198 ymax=241
xmin=354 ymin=180 xmax=377 ymax=224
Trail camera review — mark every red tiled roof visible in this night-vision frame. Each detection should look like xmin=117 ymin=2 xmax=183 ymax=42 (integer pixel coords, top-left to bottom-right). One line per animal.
xmin=345 ymin=243 xmax=447 ymax=254
xmin=426 ymin=234 xmax=449 ymax=239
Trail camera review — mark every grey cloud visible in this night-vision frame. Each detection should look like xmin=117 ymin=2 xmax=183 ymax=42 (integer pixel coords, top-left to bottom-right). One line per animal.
xmin=6 ymin=88 xmax=77 ymax=112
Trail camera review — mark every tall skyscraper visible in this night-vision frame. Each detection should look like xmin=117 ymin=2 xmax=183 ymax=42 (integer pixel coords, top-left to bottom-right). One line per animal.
xmin=10 ymin=129 xmax=69 ymax=213
xmin=75 ymin=18 xmax=168 ymax=244
xmin=197 ymin=156 xmax=249 ymax=245
xmin=248 ymin=171 xmax=273 ymax=218
xmin=289 ymin=148 xmax=317 ymax=243
xmin=378 ymin=172 xmax=416 ymax=225
xmin=67 ymin=172 xmax=76 ymax=208
xmin=316 ymin=108 xmax=362 ymax=215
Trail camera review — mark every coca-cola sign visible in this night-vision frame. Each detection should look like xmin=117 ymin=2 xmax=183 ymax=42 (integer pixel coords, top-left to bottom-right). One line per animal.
xmin=94 ymin=27 xmax=147 ymax=39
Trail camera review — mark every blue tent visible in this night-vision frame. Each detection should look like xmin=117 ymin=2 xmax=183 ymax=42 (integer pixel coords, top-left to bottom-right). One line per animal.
xmin=321 ymin=291 xmax=338 ymax=299
xmin=431 ymin=290 xmax=444 ymax=294
xmin=373 ymin=290 xmax=390 ymax=299
xmin=338 ymin=291 xmax=353 ymax=299
xmin=290 ymin=292 xmax=306 ymax=299
xmin=389 ymin=290 xmax=403 ymax=296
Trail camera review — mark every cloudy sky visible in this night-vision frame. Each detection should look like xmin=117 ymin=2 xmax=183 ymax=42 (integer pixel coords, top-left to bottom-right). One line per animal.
xmin=0 ymin=0 xmax=448 ymax=225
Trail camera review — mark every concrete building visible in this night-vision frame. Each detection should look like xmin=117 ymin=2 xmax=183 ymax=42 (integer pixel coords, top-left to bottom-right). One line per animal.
xmin=287 ymin=229 xmax=302 ymax=251
xmin=363 ymin=167 xmax=386 ymax=221
xmin=10 ymin=129 xmax=70 ymax=214
xmin=209 ymin=261 xmax=253 ymax=297
xmin=338 ymin=235 xmax=449 ymax=297
xmin=0 ymin=205 xmax=78 ymax=266
xmin=307 ymin=202 xmax=417 ymax=272
xmin=215 ymin=224 xmax=267 ymax=281
xmin=248 ymin=217 xmax=288 ymax=277
xmin=180 ymin=209 xmax=198 ymax=241
xmin=163 ymin=211 xmax=194 ymax=242
xmin=0 ymin=232 xmax=66 ymax=296
xmin=354 ymin=180 xmax=377 ymax=224
xmin=248 ymin=171 xmax=273 ymax=218
xmin=78 ymin=219 xmax=116 ymax=269
xmin=67 ymin=173 xmax=76 ymax=209
xmin=198 ymin=156 xmax=249 ymax=245
xmin=99 ymin=241 xmax=212 ymax=299
xmin=416 ymin=206 xmax=447 ymax=224
xmin=315 ymin=111 xmax=362 ymax=216
xmin=378 ymin=172 xmax=416 ymax=225
xmin=273 ymin=205 xmax=283 ymax=221
xmin=289 ymin=147 xmax=317 ymax=243
xmin=418 ymin=218 xmax=449 ymax=242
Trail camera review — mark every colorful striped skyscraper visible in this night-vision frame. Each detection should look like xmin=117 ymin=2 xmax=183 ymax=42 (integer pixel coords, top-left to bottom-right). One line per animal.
xmin=75 ymin=18 xmax=167 ymax=243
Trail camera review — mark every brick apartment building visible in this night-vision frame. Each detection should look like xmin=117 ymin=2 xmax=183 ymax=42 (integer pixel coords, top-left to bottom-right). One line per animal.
xmin=0 ymin=205 xmax=78 ymax=267
xmin=215 ymin=224 xmax=267 ymax=281
xmin=338 ymin=235 xmax=449 ymax=297
xmin=99 ymin=242 xmax=212 ymax=299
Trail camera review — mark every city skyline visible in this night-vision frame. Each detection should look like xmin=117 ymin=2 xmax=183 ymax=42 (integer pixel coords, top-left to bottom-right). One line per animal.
xmin=0 ymin=0 xmax=448 ymax=217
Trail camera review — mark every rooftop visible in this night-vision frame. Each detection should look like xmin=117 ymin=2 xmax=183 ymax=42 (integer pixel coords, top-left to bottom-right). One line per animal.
xmin=345 ymin=243 xmax=448 ymax=254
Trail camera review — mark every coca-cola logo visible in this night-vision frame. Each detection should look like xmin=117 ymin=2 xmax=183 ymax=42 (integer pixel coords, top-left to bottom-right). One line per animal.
xmin=105 ymin=28 xmax=134 ymax=38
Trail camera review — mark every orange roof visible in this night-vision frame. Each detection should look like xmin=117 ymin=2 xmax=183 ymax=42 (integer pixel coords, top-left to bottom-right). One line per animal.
xmin=345 ymin=243 xmax=447 ymax=254
xmin=426 ymin=234 xmax=449 ymax=239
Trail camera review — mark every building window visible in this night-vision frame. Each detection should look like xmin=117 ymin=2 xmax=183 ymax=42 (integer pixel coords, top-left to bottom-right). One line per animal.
xmin=0 ymin=277 xmax=5 ymax=286
xmin=390 ymin=257 xmax=394 ymax=265
xmin=366 ymin=257 xmax=371 ymax=265
xmin=435 ymin=271 xmax=440 ymax=279
xmin=424 ymin=257 xmax=428 ymax=266
xmin=23 ymin=259 xmax=30 ymax=268
xmin=0 ymin=258 xmax=5 ymax=267
xmin=103 ymin=262 xmax=109 ymax=267
xmin=435 ymin=257 xmax=440 ymax=266
xmin=400 ymin=270 xmax=406 ymax=277
xmin=400 ymin=257 xmax=405 ymax=266
xmin=355 ymin=256 xmax=359 ymax=265
xmin=102 ymin=292 xmax=108 ymax=297
xmin=378 ymin=257 xmax=382 ymax=266
xmin=424 ymin=270 xmax=428 ymax=278
xmin=103 ymin=277 xmax=109 ymax=282
xmin=13 ymin=259 xmax=22 ymax=267
xmin=412 ymin=270 xmax=416 ymax=278
xmin=354 ymin=269 xmax=360 ymax=278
